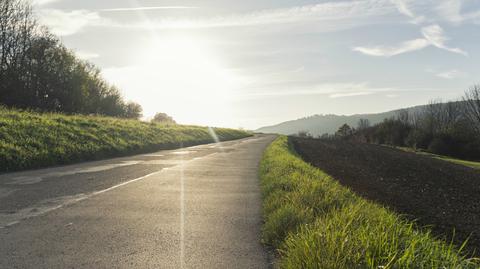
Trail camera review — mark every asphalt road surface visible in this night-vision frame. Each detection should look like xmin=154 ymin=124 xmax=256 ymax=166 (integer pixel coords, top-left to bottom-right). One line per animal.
xmin=0 ymin=134 xmax=276 ymax=269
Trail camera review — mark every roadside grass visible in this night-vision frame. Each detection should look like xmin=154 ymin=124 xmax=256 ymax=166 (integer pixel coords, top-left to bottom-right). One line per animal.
xmin=260 ymin=136 xmax=479 ymax=268
xmin=0 ymin=107 xmax=251 ymax=173
xmin=434 ymin=157 xmax=480 ymax=169
xmin=394 ymin=146 xmax=480 ymax=169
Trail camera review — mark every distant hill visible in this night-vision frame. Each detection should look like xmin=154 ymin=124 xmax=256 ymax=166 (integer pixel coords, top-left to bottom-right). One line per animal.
xmin=256 ymin=105 xmax=426 ymax=136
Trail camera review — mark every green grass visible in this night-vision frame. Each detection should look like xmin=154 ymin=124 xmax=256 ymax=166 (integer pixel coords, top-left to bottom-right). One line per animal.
xmin=434 ymin=157 xmax=480 ymax=169
xmin=394 ymin=146 xmax=480 ymax=169
xmin=0 ymin=107 xmax=251 ymax=173
xmin=260 ymin=136 xmax=479 ymax=269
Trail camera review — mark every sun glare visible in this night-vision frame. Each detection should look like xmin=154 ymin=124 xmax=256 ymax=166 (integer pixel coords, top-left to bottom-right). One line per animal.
xmin=139 ymin=37 xmax=235 ymax=101
xmin=103 ymin=35 xmax=244 ymax=127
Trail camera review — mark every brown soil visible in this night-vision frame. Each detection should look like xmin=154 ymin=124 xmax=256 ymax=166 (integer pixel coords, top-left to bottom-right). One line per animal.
xmin=291 ymin=137 xmax=480 ymax=254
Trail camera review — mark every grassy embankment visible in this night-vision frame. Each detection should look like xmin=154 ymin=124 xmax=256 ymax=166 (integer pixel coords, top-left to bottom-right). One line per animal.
xmin=0 ymin=107 xmax=251 ymax=173
xmin=260 ymin=136 xmax=479 ymax=268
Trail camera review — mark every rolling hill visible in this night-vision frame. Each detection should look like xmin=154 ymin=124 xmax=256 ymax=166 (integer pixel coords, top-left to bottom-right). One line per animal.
xmin=256 ymin=105 xmax=426 ymax=136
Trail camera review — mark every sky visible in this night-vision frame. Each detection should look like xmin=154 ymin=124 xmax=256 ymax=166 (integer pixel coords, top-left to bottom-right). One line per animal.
xmin=32 ymin=0 xmax=480 ymax=129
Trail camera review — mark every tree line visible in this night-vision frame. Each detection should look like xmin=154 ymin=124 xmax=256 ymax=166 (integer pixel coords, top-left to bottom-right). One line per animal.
xmin=333 ymin=86 xmax=480 ymax=160
xmin=0 ymin=0 xmax=142 ymax=118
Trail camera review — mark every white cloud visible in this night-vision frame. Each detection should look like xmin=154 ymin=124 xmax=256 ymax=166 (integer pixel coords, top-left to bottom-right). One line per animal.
xmin=76 ymin=51 xmax=100 ymax=60
xmin=34 ymin=1 xmax=395 ymax=35
xmin=241 ymin=82 xmax=397 ymax=99
xmin=389 ymin=0 xmax=480 ymax=25
xmin=390 ymin=0 xmax=426 ymax=24
xmin=354 ymin=24 xmax=467 ymax=57
xmin=100 ymin=6 xmax=198 ymax=12
xmin=436 ymin=69 xmax=467 ymax=79
xmin=37 ymin=9 xmax=105 ymax=36
xmin=32 ymin=0 xmax=61 ymax=6
xmin=421 ymin=24 xmax=467 ymax=55
xmin=353 ymin=38 xmax=429 ymax=57
xmin=436 ymin=0 xmax=464 ymax=24
xmin=329 ymin=92 xmax=374 ymax=98
xmin=386 ymin=94 xmax=399 ymax=98
xmin=391 ymin=0 xmax=414 ymax=18
xmin=134 ymin=1 xmax=393 ymax=29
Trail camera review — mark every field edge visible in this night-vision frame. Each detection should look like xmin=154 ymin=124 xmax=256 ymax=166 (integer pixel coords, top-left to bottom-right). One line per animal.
xmin=259 ymin=136 xmax=479 ymax=268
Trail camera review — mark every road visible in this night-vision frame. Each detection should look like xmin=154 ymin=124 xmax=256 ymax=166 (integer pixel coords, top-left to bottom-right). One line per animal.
xmin=0 ymin=134 xmax=275 ymax=269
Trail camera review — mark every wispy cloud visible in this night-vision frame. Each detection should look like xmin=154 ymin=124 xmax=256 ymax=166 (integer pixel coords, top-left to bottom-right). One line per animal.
xmin=330 ymin=92 xmax=374 ymax=98
xmin=32 ymin=0 xmax=61 ymax=6
xmin=391 ymin=0 xmax=480 ymax=25
xmin=435 ymin=0 xmax=464 ymax=24
xmin=391 ymin=0 xmax=426 ymax=24
xmin=436 ymin=69 xmax=467 ymax=79
xmin=37 ymin=9 xmax=104 ymax=36
xmin=391 ymin=0 xmax=415 ymax=18
xmin=434 ymin=0 xmax=480 ymax=24
xmin=354 ymin=1 xmax=469 ymax=57
xmin=386 ymin=94 xmax=399 ymax=98
xmin=421 ymin=24 xmax=467 ymax=55
xmin=240 ymin=82 xmax=398 ymax=99
xmin=353 ymin=24 xmax=466 ymax=57
xmin=76 ymin=51 xmax=100 ymax=60
xmin=353 ymin=39 xmax=429 ymax=57
xmin=35 ymin=1 xmax=395 ymax=35
xmin=100 ymin=6 xmax=198 ymax=12
xmin=104 ymin=1 xmax=394 ymax=30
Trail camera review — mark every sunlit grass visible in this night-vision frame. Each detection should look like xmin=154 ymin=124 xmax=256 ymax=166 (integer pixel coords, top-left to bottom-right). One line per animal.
xmin=435 ymin=157 xmax=480 ymax=169
xmin=393 ymin=146 xmax=480 ymax=169
xmin=260 ymin=136 xmax=479 ymax=268
xmin=0 ymin=107 xmax=251 ymax=173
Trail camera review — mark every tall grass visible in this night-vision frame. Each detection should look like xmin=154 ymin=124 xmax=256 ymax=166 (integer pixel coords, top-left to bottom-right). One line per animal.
xmin=0 ymin=107 xmax=251 ymax=173
xmin=260 ymin=136 xmax=479 ymax=268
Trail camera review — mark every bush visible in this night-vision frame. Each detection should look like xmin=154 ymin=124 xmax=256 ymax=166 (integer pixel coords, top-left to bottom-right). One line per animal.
xmin=428 ymin=137 xmax=452 ymax=155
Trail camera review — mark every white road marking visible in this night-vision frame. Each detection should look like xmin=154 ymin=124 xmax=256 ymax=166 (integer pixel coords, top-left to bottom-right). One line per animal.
xmin=6 ymin=161 xmax=141 ymax=185
xmin=143 ymin=154 xmax=165 ymax=157
xmin=0 ymin=152 xmax=219 ymax=229
xmin=171 ymin=151 xmax=196 ymax=155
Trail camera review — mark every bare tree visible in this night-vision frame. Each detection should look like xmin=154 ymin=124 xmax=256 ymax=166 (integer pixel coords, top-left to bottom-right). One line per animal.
xmin=463 ymin=85 xmax=480 ymax=134
xmin=396 ymin=109 xmax=411 ymax=125
xmin=0 ymin=0 xmax=36 ymax=76
xmin=441 ymin=101 xmax=462 ymax=132
xmin=357 ymin=118 xmax=370 ymax=130
xmin=1 ymin=0 xmax=38 ymax=104
xmin=422 ymin=99 xmax=445 ymax=135
xmin=0 ymin=0 xmax=143 ymax=118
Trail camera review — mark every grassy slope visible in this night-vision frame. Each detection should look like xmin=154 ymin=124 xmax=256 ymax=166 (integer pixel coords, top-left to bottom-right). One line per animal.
xmin=0 ymin=107 xmax=251 ymax=173
xmin=260 ymin=136 xmax=479 ymax=269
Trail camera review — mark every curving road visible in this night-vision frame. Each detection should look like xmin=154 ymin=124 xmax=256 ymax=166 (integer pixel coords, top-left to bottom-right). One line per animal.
xmin=0 ymin=134 xmax=275 ymax=269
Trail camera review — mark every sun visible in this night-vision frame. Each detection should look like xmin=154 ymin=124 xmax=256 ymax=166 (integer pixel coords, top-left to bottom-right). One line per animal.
xmin=104 ymin=35 xmax=245 ymax=127
xmin=138 ymin=36 xmax=235 ymax=102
